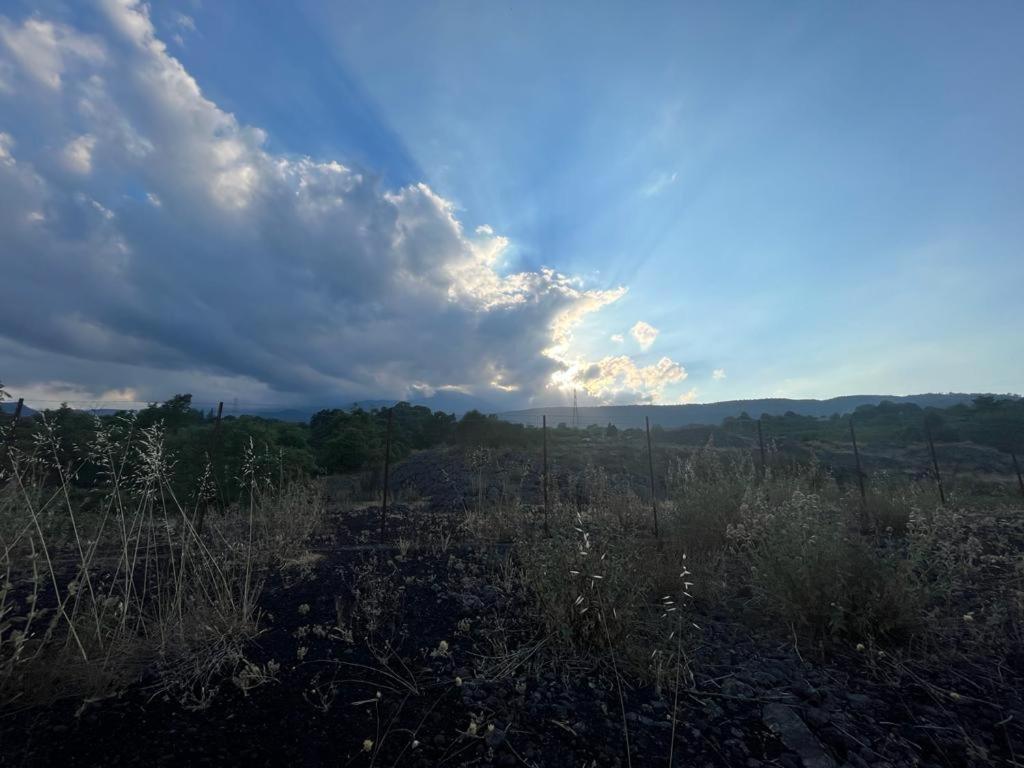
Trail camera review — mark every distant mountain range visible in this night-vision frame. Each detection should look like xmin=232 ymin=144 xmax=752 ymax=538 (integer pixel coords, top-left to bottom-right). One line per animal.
xmin=497 ymin=393 xmax=1009 ymax=430
xmin=246 ymin=391 xmax=499 ymax=423
xmin=0 ymin=391 xmax=495 ymax=424
xmin=0 ymin=401 xmax=38 ymax=418
xmin=5 ymin=392 xmax=1017 ymax=428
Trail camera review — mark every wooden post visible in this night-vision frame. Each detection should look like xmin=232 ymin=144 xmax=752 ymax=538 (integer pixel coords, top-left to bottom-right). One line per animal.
xmin=646 ymin=416 xmax=660 ymax=539
xmin=849 ymin=416 xmax=868 ymax=531
xmin=925 ymin=419 xmax=946 ymax=505
xmin=380 ymin=407 xmax=392 ymax=543
xmin=1011 ymin=451 xmax=1024 ymax=498
xmin=756 ymin=418 xmax=766 ymax=479
xmin=542 ymin=414 xmax=549 ymax=535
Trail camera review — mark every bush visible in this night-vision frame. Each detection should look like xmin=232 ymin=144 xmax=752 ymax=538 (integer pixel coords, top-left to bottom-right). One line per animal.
xmin=728 ymin=489 xmax=923 ymax=642
xmin=666 ymin=440 xmax=755 ymax=553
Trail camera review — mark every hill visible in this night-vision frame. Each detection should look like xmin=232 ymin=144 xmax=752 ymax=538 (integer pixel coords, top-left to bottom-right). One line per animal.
xmin=498 ymin=393 xmax=1010 ymax=429
xmin=0 ymin=401 xmax=38 ymax=418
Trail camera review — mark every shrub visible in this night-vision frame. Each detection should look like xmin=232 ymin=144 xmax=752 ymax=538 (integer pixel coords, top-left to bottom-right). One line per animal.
xmin=666 ymin=440 xmax=756 ymax=553
xmin=728 ymin=489 xmax=923 ymax=642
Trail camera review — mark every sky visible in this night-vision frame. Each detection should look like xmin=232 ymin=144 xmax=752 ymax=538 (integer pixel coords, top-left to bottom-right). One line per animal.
xmin=0 ymin=0 xmax=1021 ymax=412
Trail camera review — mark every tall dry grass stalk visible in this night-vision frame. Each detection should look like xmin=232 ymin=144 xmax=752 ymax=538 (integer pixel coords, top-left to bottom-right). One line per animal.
xmin=0 ymin=414 xmax=323 ymax=709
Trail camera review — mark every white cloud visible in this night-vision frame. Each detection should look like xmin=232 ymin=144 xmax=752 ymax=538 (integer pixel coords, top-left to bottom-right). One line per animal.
xmin=630 ymin=320 xmax=659 ymax=351
xmin=63 ymin=134 xmax=97 ymax=174
xmin=610 ymin=333 xmax=624 ymax=343
xmin=0 ymin=17 xmax=105 ymax=91
xmin=640 ymin=170 xmax=678 ymax=198
xmin=0 ymin=131 xmax=12 ymax=164
xmin=0 ymin=2 xmax=676 ymax=407
xmin=712 ymin=368 xmax=726 ymax=381
xmin=677 ymin=387 xmax=699 ymax=404
xmin=552 ymin=354 xmax=687 ymax=403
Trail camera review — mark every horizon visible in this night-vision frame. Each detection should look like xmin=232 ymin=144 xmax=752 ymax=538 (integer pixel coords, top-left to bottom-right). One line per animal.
xmin=2 ymin=1 xmax=1022 ymax=408
xmin=4 ymin=390 xmax=1020 ymax=420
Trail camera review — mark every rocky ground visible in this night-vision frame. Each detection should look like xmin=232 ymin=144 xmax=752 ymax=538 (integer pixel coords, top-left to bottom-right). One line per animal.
xmin=2 ymin=462 xmax=1023 ymax=767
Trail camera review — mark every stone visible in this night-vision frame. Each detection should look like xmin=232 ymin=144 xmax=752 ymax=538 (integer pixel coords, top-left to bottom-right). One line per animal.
xmin=763 ymin=703 xmax=837 ymax=768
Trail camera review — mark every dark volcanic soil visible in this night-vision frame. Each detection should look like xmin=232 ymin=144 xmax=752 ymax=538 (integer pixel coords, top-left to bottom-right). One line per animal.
xmin=2 ymin=482 xmax=1022 ymax=767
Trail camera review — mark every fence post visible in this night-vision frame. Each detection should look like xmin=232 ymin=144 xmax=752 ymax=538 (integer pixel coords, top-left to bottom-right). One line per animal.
xmin=1011 ymin=451 xmax=1024 ymax=498
xmin=2 ymin=398 xmax=24 ymax=466
xmin=849 ymin=416 xmax=868 ymax=532
xmin=542 ymin=414 xmax=549 ymax=536
xmin=197 ymin=401 xmax=224 ymax=536
xmin=646 ymin=416 xmax=660 ymax=539
xmin=925 ymin=419 xmax=946 ymax=505
xmin=380 ymin=407 xmax=392 ymax=543
xmin=5 ymin=397 xmax=23 ymax=446
xmin=757 ymin=418 xmax=766 ymax=479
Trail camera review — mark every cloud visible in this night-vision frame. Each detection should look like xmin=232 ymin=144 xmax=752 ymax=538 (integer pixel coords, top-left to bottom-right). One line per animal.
xmin=712 ymin=368 xmax=726 ymax=381
xmin=552 ymin=355 xmax=687 ymax=403
xmin=63 ymin=134 xmax=97 ymax=174
xmin=175 ymin=14 xmax=196 ymax=33
xmin=0 ymin=3 xmax=686 ymax=408
xmin=677 ymin=387 xmax=699 ymax=404
xmin=640 ymin=170 xmax=678 ymax=198
xmin=610 ymin=333 xmax=623 ymax=343
xmin=630 ymin=320 xmax=659 ymax=351
xmin=0 ymin=17 xmax=105 ymax=91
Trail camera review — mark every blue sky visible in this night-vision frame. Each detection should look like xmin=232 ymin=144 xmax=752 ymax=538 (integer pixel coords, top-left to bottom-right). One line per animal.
xmin=0 ymin=0 xmax=1021 ymax=409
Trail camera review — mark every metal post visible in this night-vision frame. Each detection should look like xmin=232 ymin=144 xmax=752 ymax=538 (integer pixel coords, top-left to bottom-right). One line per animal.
xmin=3 ymin=398 xmax=24 ymax=456
xmin=1011 ymin=451 xmax=1024 ymax=498
xmin=925 ymin=419 xmax=946 ymax=505
xmin=646 ymin=416 xmax=660 ymax=539
xmin=198 ymin=401 xmax=224 ymax=535
xmin=8 ymin=398 xmax=23 ymax=438
xmin=849 ymin=416 xmax=868 ymax=531
xmin=380 ymin=407 xmax=392 ymax=543
xmin=757 ymin=418 xmax=766 ymax=479
xmin=542 ymin=414 xmax=549 ymax=535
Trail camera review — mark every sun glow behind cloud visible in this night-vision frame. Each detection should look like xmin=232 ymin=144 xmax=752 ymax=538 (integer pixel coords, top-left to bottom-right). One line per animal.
xmin=0 ymin=1 xmax=692 ymax=407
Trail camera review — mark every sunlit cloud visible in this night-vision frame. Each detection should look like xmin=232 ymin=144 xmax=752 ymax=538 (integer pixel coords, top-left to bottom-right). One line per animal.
xmin=630 ymin=320 xmax=659 ymax=351
xmin=677 ymin=387 xmax=698 ymax=404
xmin=0 ymin=2 xmax=682 ymax=407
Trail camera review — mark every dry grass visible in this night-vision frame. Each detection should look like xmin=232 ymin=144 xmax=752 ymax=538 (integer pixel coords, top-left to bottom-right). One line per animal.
xmin=460 ymin=439 xmax=1021 ymax=684
xmin=0 ymin=414 xmax=325 ymax=710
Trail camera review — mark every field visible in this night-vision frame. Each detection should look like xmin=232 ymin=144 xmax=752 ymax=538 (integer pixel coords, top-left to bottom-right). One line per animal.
xmin=2 ymin=414 xmax=1024 ymax=767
